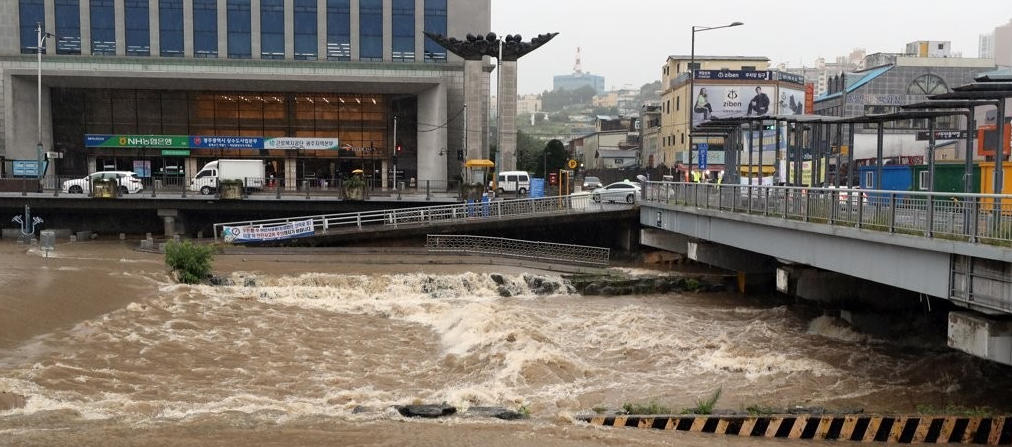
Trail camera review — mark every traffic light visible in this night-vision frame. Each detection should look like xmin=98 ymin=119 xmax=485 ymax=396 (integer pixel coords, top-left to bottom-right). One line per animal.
xmin=396 ymin=142 xmax=403 ymax=154
xmin=457 ymin=150 xmax=464 ymax=161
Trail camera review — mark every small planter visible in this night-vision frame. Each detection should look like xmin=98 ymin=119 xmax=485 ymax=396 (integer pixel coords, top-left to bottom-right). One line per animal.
xmin=342 ymin=177 xmax=366 ymax=201
xmin=92 ymin=179 xmax=117 ymax=198
xmin=219 ymin=180 xmax=243 ymax=199
xmin=461 ymin=183 xmax=486 ymax=201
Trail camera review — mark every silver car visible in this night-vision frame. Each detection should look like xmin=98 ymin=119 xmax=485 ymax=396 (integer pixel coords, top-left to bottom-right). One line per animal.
xmin=61 ymin=171 xmax=145 ymax=195
xmin=591 ymin=181 xmax=641 ymax=204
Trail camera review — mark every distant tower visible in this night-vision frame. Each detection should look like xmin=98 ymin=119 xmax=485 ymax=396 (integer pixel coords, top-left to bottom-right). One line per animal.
xmin=574 ymin=47 xmax=583 ymax=74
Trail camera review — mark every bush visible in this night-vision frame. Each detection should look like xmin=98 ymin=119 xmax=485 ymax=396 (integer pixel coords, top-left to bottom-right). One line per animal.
xmin=165 ymin=241 xmax=217 ymax=284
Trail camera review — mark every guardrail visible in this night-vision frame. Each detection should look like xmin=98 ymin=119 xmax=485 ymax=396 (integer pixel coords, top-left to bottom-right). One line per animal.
xmin=10 ymin=174 xmax=460 ymax=200
xmin=642 ymin=182 xmax=1012 ymax=245
xmin=212 ymin=194 xmax=601 ymax=242
xmin=426 ymin=234 xmax=611 ymax=266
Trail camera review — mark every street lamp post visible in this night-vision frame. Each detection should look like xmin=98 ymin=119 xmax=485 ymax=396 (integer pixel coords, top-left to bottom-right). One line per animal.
xmin=688 ymin=21 xmax=742 ymax=180
xmin=36 ymin=22 xmax=54 ymax=192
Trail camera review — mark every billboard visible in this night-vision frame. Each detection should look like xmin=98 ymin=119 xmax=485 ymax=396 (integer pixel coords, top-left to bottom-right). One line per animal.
xmin=777 ymin=87 xmax=805 ymax=115
xmin=692 ymin=84 xmax=774 ymax=126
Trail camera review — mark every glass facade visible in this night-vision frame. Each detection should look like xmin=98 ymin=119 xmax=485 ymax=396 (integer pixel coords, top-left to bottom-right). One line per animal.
xmin=423 ymin=0 xmax=447 ymax=62
xmin=293 ymin=0 xmax=318 ymax=60
xmin=15 ymin=0 xmax=460 ymax=62
xmin=261 ymin=0 xmax=285 ymax=59
xmin=193 ymin=0 xmax=218 ymax=58
xmin=359 ymin=0 xmax=383 ymax=61
xmin=55 ymin=0 xmax=82 ymax=55
xmin=90 ymin=0 xmax=116 ymax=55
xmin=391 ymin=0 xmax=414 ymax=62
xmin=125 ymin=0 xmax=150 ymax=56
xmin=159 ymin=0 xmax=184 ymax=57
xmin=326 ymin=0 xmax=352 ymax=60
xmin=227 ymin=0 xmax=252 ymax=59
xmin=19 ymin=0 xmax=44 ymax=54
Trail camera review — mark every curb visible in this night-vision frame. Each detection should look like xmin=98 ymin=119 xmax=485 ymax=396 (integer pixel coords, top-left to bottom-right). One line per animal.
xmin=579 ymin=415 xmax=1011 ymax=444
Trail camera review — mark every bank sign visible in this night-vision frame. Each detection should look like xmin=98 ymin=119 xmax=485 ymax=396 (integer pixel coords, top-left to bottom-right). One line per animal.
xmin=86 ymin=135 xmax=339 ymax=150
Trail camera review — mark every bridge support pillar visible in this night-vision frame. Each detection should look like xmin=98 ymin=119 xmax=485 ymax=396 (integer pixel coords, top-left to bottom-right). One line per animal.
xmin=640 ymin=228 xmax=690 ymax=254
xmin=688 ymin=241 xmax=775 ymax=293
xmin=777 ymin=265 xmax=916 ymax=310
xmin=157 ymin=209 xmax=179 ymax=238
xmin=948 ymin=311 xmax=1012 ymax=366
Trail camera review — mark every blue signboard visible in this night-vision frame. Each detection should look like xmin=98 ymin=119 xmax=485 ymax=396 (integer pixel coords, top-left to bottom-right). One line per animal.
xmin=697 ymin=143 xmax=709 ymax=169
xmin=12 ymin=160 xmax=47 ymax=177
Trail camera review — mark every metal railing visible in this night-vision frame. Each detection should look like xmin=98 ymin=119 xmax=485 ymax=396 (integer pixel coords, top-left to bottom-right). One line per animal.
xmin=426 ymin=234 xmax=611 ymax=266
xmin=8 ymin=174 xmax=462 ymax=200
xmin=642 ymin=181 xmax=1012 ymax=245
xmin=212 ymin=194 xmax=601 ymax=242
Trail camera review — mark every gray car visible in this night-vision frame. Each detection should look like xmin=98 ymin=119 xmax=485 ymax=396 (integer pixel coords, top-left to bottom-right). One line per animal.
xmin=591 ymin=181 xmax=640 ymax=204
xmin=582 ymin=176 xmax=603 ymax=190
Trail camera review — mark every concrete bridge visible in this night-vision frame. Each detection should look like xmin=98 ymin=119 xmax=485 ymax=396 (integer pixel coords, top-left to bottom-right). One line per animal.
xmin=636 ymin=181 xmax=1012 ymax=366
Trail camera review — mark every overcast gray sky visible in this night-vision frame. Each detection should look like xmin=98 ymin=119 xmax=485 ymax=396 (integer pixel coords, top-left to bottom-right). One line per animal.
xmin=490 ymin=1 xmax=1011 ymax=94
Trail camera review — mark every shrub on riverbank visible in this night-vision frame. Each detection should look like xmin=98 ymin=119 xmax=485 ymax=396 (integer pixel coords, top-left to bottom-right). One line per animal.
xmin=165 ymin=241 xmax=217 ymax=284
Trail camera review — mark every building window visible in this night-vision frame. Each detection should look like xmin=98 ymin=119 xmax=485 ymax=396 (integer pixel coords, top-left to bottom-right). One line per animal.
xmin=293 ymin=0 xmax=318 ymax=60
xmin=90 ymin=0 xmax=116 ymax=55
xmin=391 ymin=0 xmax=414 ymax=62
xmin=19 ymin=0 xmax=44 ymax=54
xmin=227 ymin=0 xmax=252 ymax=58
xmin=326 ymin=0 xmax=351 ymax=60
xmin=159 ymin=0 xmax=184 ymax=57
xmin=54 ymin=0 xmax=82 ymax=54
xmin=423 ymin=0 xmax=447 ymax=62
xmin=908 ymin=74 xmax=949 ymax=95
xmin=193 ymin=0 xmax=218 ymax=58
xmin=260 ymin=0 xmax=284 ymax=59
xmin=359 ymin=0 xmax=383 ymax=61
xmin=125 ymin=0 xmax=150 ymax=56
xmin=676 ymin=96 xmax=680 ymax=111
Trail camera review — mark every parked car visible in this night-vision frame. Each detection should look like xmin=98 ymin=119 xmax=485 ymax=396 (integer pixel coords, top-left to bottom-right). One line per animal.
xmin=582 ymin=176 xmax=603 ymax=190
xmin=591 ymin=181 xmax=641 ymax=203
xmin=62 ymin=171 xmax=145 ymax=195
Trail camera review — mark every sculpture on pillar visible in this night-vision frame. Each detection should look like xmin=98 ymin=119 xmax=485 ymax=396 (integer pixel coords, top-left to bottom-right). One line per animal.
xmin=423 ymin=32 xmax=558 ymax=60
xmin=424 ymin=31 xmax=557 ymax=171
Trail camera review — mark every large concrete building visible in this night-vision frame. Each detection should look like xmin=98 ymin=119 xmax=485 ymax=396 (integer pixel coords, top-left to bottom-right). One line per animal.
xmin=660 ymin=55 xmax=809 ymax=176
xmin=0 ymin=0 xmax=491 ymax=189
xmin=813 ymin=53 xmax=996 ymax=164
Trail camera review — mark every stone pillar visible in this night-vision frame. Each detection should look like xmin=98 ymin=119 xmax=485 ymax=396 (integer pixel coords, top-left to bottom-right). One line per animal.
xmin=417 ymin=83 xmax=448 ymax=184
xmin=157 ymin=209 xmax=179 ymax=237
xmin=463 ymin=59 xmax=485 ymax=161
xmin=498 ymin=60 xmax=518 ymax=171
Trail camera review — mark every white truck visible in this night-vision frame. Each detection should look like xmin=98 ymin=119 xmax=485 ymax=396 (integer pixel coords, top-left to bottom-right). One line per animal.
xmin=189 ymin=159 xmax=266 ymax=195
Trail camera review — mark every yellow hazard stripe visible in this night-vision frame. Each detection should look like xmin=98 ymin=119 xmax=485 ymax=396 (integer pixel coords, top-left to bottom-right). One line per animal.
xmin=579 ymin=414 xmax=1012 ymax=444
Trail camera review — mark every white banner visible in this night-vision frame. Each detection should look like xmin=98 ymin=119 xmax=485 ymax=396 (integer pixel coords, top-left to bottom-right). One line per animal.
xmin=223 ymin=219 xmax=315 ymax=242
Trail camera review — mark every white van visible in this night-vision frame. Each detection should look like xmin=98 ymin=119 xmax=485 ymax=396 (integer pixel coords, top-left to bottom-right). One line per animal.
xmin=491 ymin=171 xmax=531 ymax=195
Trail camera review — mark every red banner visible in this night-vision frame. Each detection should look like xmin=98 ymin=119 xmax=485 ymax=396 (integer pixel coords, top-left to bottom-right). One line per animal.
xmin=804 ymin=83 xmax=814 ymax=116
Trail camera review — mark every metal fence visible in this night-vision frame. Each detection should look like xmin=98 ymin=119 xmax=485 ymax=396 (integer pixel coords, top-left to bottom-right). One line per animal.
xmin=212 ymin=194 xmax=600 ymax=242
xmin=643 ymin=181 xmax=1012 ymax=245
xmin=4 ymin=174 xmax=460 ymax=200
xmin=426 ymin=234 xmax=611 ymax=266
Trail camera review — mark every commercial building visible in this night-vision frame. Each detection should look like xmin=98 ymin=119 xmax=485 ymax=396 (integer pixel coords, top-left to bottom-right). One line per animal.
xmin=660 ymin=55 xmax=809 ymax=176
xmin=813 ymin=52 xmax=996 ymax=164
xmin=0 ymin=0 xmax=491 ymax=189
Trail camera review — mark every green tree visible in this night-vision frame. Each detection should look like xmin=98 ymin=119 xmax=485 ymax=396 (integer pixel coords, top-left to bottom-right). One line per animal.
xmin=515 ymin=131 xmax=543 ymax=173
xmin=535 ymin=139 xmax=569 ymax=178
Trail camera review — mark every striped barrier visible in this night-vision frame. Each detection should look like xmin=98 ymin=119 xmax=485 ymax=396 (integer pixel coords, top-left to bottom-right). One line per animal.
xmin=580 ymin=415 xmax=1011 ymax=444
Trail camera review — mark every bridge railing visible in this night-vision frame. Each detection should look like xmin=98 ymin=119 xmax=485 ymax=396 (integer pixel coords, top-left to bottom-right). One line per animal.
xmin=212 ymin=194 xmax=601 ymax=242
xmin=426 ymin=234 xmax=611 ymax=266
xmin=642 ymin=181 xmax=1012 ymax=245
